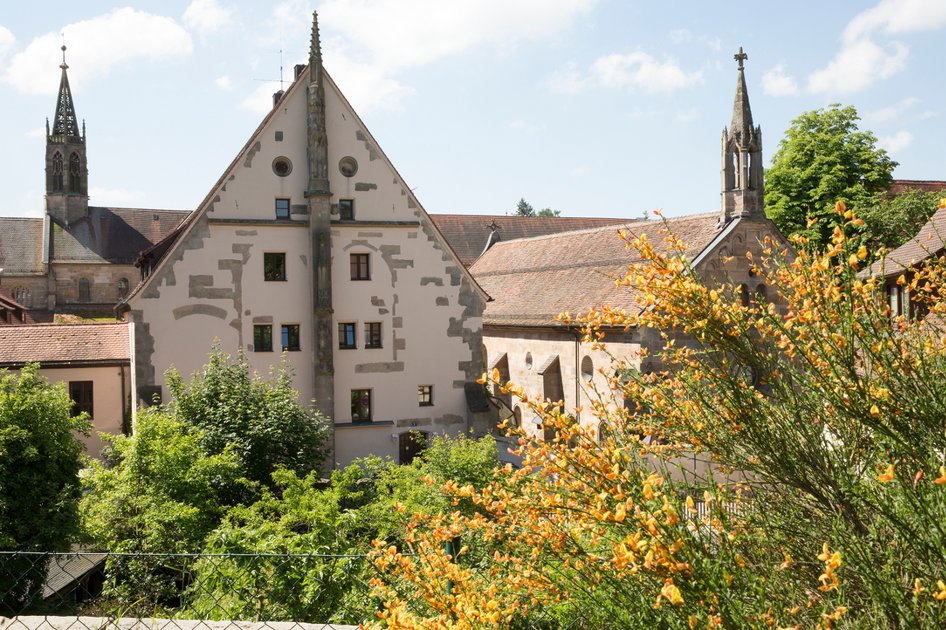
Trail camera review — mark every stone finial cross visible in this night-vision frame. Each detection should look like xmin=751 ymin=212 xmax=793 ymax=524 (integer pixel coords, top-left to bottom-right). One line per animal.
xmin=734 ymin=47 xmax=748 ymax=70
xmin=486 ymin=219 xmax=500 ymax=232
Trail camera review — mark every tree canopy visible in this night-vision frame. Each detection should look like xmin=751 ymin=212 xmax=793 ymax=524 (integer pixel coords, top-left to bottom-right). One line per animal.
xmin=765 ymin=104 xmax=897 ymax=249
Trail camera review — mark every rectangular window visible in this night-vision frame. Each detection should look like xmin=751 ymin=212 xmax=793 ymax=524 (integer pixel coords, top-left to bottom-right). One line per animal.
xmin=418 ymin=385 xmax=433 ymax=407
xmin=350 ymin=253 xmax=370 ymax=280
xmin=281 ymin=324 xmax=301 ymax=351
xmin=253 ymin=324 xmax=273 ymax=352
xmin=69 ymin=381 xmax=94 ymax=418
xmin=351 ymin=389 xmax=372 ymax=422
xmin=275 ymin=198 xmax=291 ymax=220
xmin=264 ymin=252 xmax=287 ymax=281
xmin=339 ymin=199 xmax=354 ymax=220
xmin=364 ymin=322 xmax=382 ymax=349
xmin=338 ymin=322 xmax=356 ymax=349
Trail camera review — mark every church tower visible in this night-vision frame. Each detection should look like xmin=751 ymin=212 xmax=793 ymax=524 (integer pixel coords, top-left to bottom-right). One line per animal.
xmin=721 ymin=47 xmax=763 ymax=225
xmin=46 ymin=45 xmax=88 ymax=225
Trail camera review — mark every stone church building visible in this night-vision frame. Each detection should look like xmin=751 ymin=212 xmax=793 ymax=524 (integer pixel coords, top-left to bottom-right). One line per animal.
xmin=0 ymin=46 xmax=186 ymax=318
xmin=120 ymin=15 xmax=488 ymax=466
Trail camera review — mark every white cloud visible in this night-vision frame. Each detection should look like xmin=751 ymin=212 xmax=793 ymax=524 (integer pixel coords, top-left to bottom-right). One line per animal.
xmin=89 ymin=186 xmax=145 ymax=206
xmin=4 ymin=8 xmax=192 ymax=95
xmin=806 ymin=38 xmax=907 ymax=94
xmin=0 ymin=24 xmax=14 ymax=64
xmin=675 ymin=107 xmax=699 ymax=123
xmin=762 ymin=64 xmax=799 ymax=97
xmin=864 ymin=97 xmax=919 ymax=123
xmin=570 ymin=164 xmax=590 ymax=177
xmin=311 ymin=0 xmax=592 ymax=111
xmin=879 ymin=130 xmax=913 ymax=153
xmin=183 ymin=0 xmax=233 ymax=37
xmin=804 ymin=0 xmax=946 ymax=96
xmin=214 ymin=75 xmax=233 ymax=90
xmin=507 ymin=119 xmax=543 ymax=133
xmin=593 ymin=52 xmax=702 ymax=93
xmin=920 ymin=110 xmax=938 ymax=120
xmin=844 ymin=0 xmax=946 ymax=42
xmin=25 ymin=127 xmax=45 ymax=138
xmin=241 ymin=82 xmax=284 ymax=115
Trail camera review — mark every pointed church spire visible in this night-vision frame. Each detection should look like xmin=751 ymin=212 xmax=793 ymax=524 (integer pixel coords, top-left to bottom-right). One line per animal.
xmin=306 ymin=10 xmax=330 ymax=195
xmin=51 ymin=45 xmax=81 ymax=139
xmin=720 ymin=47 xmax=764 ymax=225
xmin=309 ymin=11 xmax=323 ymax=85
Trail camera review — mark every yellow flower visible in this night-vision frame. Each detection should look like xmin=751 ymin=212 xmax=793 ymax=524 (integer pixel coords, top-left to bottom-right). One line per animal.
xmin=870 ymin=404 xmax=881 ymax=417
xmin=913 ymin=578 xmax=925 ymax=596
xmin=661 ymin=580 xmax=684 ymax=606
xmin=935 ymin=466 xmax=946 ymax=485
xmin=939 ymin=197 xmax=946 ymax=209
xmin=935 ymin=580 xmax=946 ymax=601
xmin=878 ymin=463 xmax=895 ymax=483
xmin=857 ymin=245 xmax=868 ymax=260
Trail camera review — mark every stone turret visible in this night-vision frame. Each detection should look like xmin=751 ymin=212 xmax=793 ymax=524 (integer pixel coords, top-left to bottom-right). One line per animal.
xmin=46 ymin=45 xmax=88 ymax=225
xmin=721 ymin=47 xmax=764 ymax=225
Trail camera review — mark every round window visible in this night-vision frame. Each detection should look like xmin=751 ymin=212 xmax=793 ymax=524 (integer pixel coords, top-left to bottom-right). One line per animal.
xmin=339 ymin=156 xmax=358 ymax=178
xmin=272 ymin=157 xmax=292 ymax=177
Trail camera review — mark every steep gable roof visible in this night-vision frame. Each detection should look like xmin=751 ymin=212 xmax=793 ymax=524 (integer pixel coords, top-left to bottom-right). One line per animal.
xmin=0 ymin=218 xmax=45 ymax=273
xmin=867 ymin=206 xmax=946 ymax=277
xmin=470 ymin=213 xmax=721 ymax=327
xmin=51 ymin=207 xmax=187 ymax=264
xmin=0 ymin=322 xmax=128 ymax=367
xmin=430 ymin=214 xmax=633 ymax=267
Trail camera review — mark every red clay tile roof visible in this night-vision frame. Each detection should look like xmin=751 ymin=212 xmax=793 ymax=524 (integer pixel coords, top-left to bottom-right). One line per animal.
xmin=0 ymin=290 xmax=33 ymax=326
xmin=430 ymin=214 xmax=634 ymax=267
xmin=0 ymin=322 xmax=129 ymax=367
xmin=888 ymin=180 xmax=946 ymax=195
xmin=470 ymin=213 xmax=721 ymax=327
xmin=867 ymin=206 xmax=946 ymax=277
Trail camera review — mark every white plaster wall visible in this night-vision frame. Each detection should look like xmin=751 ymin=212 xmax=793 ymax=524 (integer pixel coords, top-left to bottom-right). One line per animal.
xmin=24 ymin=365 xmax=129 ymax=459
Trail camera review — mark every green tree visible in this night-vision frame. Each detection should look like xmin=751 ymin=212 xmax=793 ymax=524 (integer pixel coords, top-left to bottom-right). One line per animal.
xmin=857 ymin=189 xmax=942 ymax=251
xmin=166 ymin=347 xmax=329 ymax=487
xmin=537 ymin=207 xmax=561 ymax=217
xmin=0 ymin=365 xmax=89 ymax=611
xmin=515 ymin=198 xmax=535 ymax=216
xmin=765 ymin=104 xmax=897 ymax=249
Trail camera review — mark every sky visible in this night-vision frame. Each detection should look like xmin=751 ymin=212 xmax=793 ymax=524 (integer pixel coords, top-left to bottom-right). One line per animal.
xmin=1 ymin=0 xmax=945 ymax=219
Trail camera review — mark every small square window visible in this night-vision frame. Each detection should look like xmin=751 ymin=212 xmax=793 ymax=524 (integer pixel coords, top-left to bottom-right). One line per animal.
xmin=275 ymin=198 xmax=290 ymax=220
xmin=254 ymin=324 xmax=273 ymax=352
xmin=339 ymin=199 xmax=354 ymax=221
xmin=364 ymin=322 xmax=382 ymax=349
xmin=351 ymin=389 xmax=372 ymax=422
xmin=264 ymin=253 xmax=286 ymax=281
xmin=69 ymin=381 xmax=94 ymax=418
xmin=350 ymin=253 xmax=370 ymax=280
xmin=281 ymin=324 xmax=300 ymax=351
xmin=418 ymin=385 xmax=433 ymax=407
xmin=338 ymin=322 xmax=356 ymax=349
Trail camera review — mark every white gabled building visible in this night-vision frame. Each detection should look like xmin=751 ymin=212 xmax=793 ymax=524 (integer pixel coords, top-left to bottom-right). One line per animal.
xmin=121 ymin=14 xmax=488 ymax=467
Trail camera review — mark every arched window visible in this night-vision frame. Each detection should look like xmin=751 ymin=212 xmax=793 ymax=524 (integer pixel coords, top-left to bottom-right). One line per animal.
xmin=117 ymin=277 xmax=130 ymax=298
xmin=52 ymin=152 xmax=64 ymax=191
xmin=68 ymin=153 xmax=82 ymax=193
xmin=78 ymin=278 xmax=91 ymax=303
xmin=739 ymin=284 xmax=750 ymax=307
xmin=11 ymin=286 xmax=30 ymax=307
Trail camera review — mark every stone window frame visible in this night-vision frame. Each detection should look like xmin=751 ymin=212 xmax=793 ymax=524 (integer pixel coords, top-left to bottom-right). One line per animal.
xmin=364 ymin=322 xmax=382 ymax=349
xmin=418 ymin=385 xmax=433 ymax=407
xmin=253 ymin=324 xmax=273 ymax=352
xmin=339 ymin=198 xmax=355 ymax=221
xmin=350 ymin=253 xmax=370 ymax=281
xmin=281 ymin=324 xmax=301 ymax=351
xmin=69 ymin=381 xmax=93 ymax=419
xmin=351 ymin=388 xmax=372 ymax=422
xmin=263 ymin=252 xmax=287 ymax=281
xmin=51 ymin=151 xmax=64 ymax=191
xmin=77 ymin=278 xmax=92 ymax=303
xmin=68 ymin=152 xmax=82 ymax=193
xmin=338 ymin=322 xmax=357 ymax=349
xmin=275 ymin=198 xmax=291 ymax=220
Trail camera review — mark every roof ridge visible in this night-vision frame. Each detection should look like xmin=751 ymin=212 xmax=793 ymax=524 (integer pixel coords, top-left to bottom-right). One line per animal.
xmin=483 ymin=212 xmax=718 ymax=247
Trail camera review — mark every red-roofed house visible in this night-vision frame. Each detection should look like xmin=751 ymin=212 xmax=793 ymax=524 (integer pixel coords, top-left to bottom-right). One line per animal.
xmin=0 ymin=322 xmax=131 ymax=458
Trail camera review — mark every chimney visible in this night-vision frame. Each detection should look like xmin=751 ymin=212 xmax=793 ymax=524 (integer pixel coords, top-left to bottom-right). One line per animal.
xmin=272 ymin=90 xmax=285 ymax=108
xmin=294 ymin=64 xmax=306 ymax=79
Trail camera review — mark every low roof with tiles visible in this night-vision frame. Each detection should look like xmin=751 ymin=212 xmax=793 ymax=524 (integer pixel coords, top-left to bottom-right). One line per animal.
xmin=470 ymin=213 xmax=721 ymax=327
xmin=0 ymin=322 xmax=129 ymax=367
xmin=867 ymin=206 xmax=946 ymax=278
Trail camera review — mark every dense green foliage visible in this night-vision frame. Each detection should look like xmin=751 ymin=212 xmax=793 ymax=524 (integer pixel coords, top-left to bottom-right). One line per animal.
xmin=81 ymin=409 xmax=249 ymax=554
xmin=765 ymin=104 xmax=897 ymax=249
xmin=514 ymin=198 xmax=560 ymax=217
xmin=857 ymin=188 xmax=943 ymax=251
xmin=0 ymin=365 xmax=88 ymax=609
xmin=166 ymin=348 xmax=329 ymax=487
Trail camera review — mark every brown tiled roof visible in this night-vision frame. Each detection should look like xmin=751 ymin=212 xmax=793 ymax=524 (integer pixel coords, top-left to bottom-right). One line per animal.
xmin=888 ymin=180 xmax=946 ymax=195
xmin=52 ymin=207 xmax=188 ymax=264
xmin=0 ymin=290 xmax=33 ymax=326
xmin=430 ymin=214 xmax=634 ymax=267
xmin=867 ymin=206 xmax=946 ymax=277
xmin=470 ymin=213 xmax=721 ymax=327
xmin=0 ymin=218 xmax=44 ymax=273
xmin=0 ymin=322 xmax=129 ymax=367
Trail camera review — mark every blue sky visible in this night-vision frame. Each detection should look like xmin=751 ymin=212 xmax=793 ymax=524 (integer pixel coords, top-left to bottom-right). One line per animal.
xmin=1 ymin=1 xmax=944 ymax=219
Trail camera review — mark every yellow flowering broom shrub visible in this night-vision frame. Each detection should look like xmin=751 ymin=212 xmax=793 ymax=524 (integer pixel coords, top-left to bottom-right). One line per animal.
xmin=369 ymin=201 xmax=946 ymax=628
